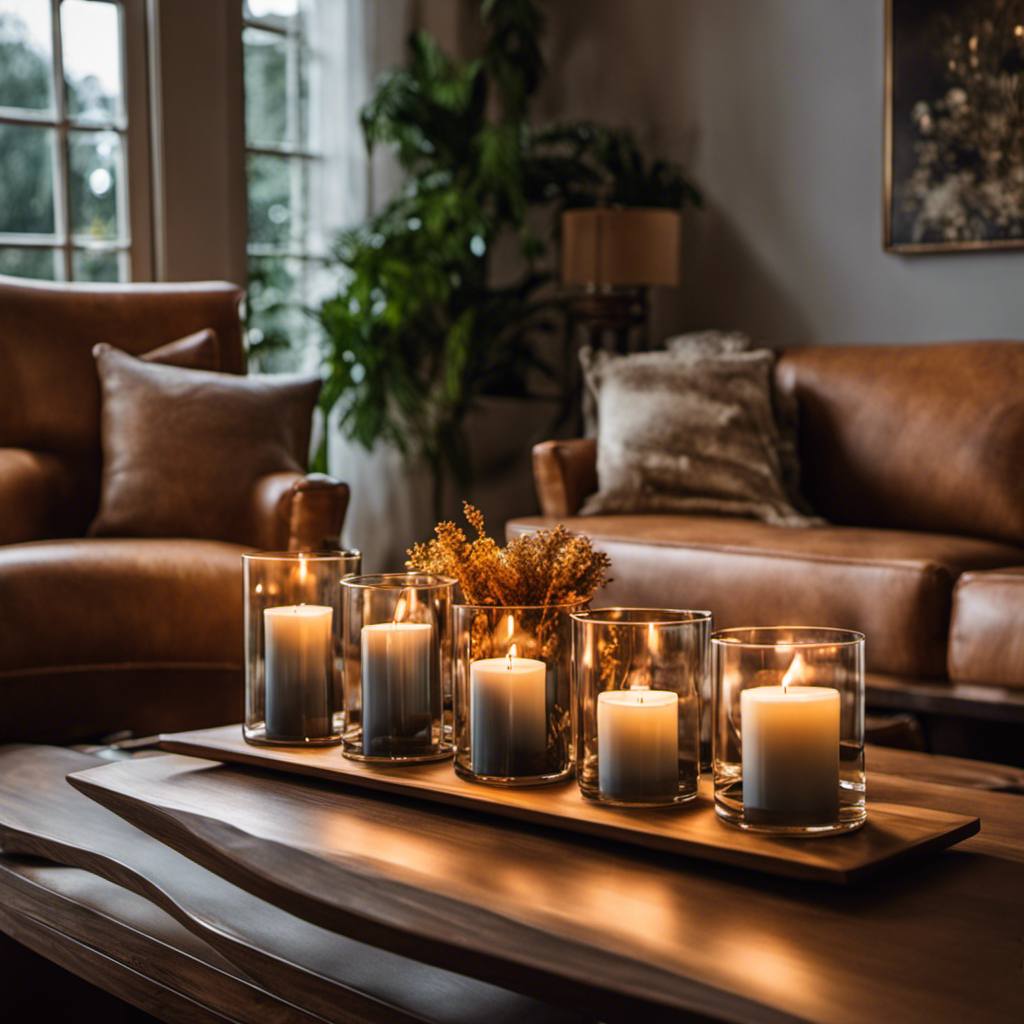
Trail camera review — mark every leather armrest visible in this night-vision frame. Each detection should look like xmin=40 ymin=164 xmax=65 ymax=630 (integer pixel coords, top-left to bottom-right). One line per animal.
xmin=531 ymin=439 xmax=598 ymax=517
xmin=251 ymin=472 xmax=350 ymax=551
xmin=0 ymin=448 xmax=71 ymax=544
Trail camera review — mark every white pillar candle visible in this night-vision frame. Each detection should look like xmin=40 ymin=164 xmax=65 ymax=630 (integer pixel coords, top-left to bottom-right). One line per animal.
xmin=361 ymin=622 xmax=433 ymax=755
xmin=598 ymin=691 xmax=679 ymax=801
xmin=470 ymin=653 xmax=547 ymax=777
xmin=741 ymin=680 xmax=840 ymax=825
xmin=264 ymin=605 xmax=334 ymax=740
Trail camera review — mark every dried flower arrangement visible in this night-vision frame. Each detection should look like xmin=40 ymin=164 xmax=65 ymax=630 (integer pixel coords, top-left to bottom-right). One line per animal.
xmin=407 ymin=503 xmax=611 ymax=607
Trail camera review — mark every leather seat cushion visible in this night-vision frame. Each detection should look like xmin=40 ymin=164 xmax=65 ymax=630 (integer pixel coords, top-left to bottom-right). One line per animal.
xmin=507 ymin=515 xmax=1024 ymax=679
xmin=0 ymin=538 xmax=247 ymax=742
xmin=949 ymin=568 xmax=1024 ymax=688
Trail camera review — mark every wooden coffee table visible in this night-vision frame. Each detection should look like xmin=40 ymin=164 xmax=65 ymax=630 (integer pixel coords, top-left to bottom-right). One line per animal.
xmin=2 ymin=741 xmax=1023 ymax=1024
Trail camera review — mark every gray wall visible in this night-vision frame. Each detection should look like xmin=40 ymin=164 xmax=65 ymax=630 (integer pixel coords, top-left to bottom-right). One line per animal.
xmin=538 ymin=0 xmax=1024 ymax=348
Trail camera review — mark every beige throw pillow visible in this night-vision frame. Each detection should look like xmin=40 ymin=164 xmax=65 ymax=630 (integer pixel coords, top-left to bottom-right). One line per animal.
xmin=89 ymin=344 xmax=320 ymax=543
xmin=579 ymin=347 xmax=820 ymax=526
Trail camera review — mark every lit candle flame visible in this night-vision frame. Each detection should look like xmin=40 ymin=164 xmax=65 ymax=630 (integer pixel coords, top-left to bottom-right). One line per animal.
xmin=506 ymin=643 xmax=517 ymax=669
xmin=781 ymin=652 xmax=809 ymax=693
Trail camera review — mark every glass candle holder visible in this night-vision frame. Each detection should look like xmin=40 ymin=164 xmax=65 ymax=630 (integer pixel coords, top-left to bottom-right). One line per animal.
xmin=341 ymin=573 xmax=455 ymax=763
xmin=454 ymin=601 xmax=585 ymax=786
xmin=573 ymin=609 xmax=709 ymax=806
xmin=243 ymin=550 xmax=360 ymax=746
xmin=712 ymin=626 xmax=866 ymax=836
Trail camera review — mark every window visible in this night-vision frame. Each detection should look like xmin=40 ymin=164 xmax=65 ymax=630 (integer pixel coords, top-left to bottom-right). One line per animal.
xmin=0 ymin=0 xmax=149 ymax=281
xmin=243 ymin=0 xmax=367 ymax=371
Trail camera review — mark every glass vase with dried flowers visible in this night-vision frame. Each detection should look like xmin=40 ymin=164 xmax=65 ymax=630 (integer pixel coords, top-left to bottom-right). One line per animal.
xmin=408 ymin=503 xmax=611 ymax=785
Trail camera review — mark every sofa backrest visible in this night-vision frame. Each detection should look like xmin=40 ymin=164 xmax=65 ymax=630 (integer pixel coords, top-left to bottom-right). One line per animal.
xmin=0 ymin=275 xmax=246 ymax=532
xmin=775 ymin=342 xmax=1024 ymax=545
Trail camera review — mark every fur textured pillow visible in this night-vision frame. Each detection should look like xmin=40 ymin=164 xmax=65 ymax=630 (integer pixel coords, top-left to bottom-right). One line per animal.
xmin=579 ymin=346 xmax=820 ymax=526
xmin=88 ymin=345 xmax=320 ymax=543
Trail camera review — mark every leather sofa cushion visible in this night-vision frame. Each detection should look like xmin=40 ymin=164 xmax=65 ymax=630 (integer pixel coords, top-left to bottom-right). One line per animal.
xmin=0 ymin=538 xmax=247 ymax=742
xmin=776 ymin=342 xmax=1024 ymax=545
xmin=948 ymin=568 xmax=1024 ymax=689
xmin=0 ymin=537 xmax=246 ymax=672
xmin=506 ymin=515 xmax=1024 ymax=679
xmin=89 ymin=345 xmax=320 ymax=544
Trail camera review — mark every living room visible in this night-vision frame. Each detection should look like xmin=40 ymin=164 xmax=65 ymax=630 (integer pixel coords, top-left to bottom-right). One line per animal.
xmin=1 ymin=1 xmax=1023 ymax=1021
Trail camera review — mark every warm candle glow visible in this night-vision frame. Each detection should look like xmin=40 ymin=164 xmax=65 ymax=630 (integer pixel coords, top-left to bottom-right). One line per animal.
xmin=506 ymin=643 xmax=518 ymax=668
xmin=780 ymin=651 xmax=809 ymax=693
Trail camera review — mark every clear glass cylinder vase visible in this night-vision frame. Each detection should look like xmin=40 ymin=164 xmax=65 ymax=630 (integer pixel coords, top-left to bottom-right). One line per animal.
xmin=341 ymin=573 xmax=455 ymax=763
xmin=454 ymin=602 xmax=585 ymax=786
xmin=243 ymin=550 xmax=360 ymax=746
xmin=572 ymin=609 xmax=709 ymax=806
xmin=712 ymin=626 xmax=866 ymax=835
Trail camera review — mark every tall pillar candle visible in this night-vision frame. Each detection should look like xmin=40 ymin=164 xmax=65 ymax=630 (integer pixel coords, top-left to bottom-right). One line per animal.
xmin=741 ymin=685 xmax=840 ymax=824
xmin=470 ymin=654 xmax=547 ymax=777
xmin=598 ymin=690 xmax=679 ymax=801
xmin=361 ymin=622 xmax=433 ymax=756
xmin=264 ymin=605 xmax=334 ymax=740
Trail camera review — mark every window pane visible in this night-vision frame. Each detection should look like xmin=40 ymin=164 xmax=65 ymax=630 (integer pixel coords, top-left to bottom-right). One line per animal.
xmin=248 ymin=152 xmax=307 ymax=245
xmin=244 ymin=27 xmax=288 ymax=145
xmin=0 ymin=0 xmax=55 ymax=113
xmin=0 ymin=124 xmax=55 ymax=233
xmin=0 ymin=246 xmax=61 ymax=280
xmin=68 ymin=129 xmax=123 ymax=241
xmin=72 ymin=247 xmax=125 ymax=282
xmin=247 ymin=254 xmax=330 ymax=373
xmin=244 ymin=0 xmax=300 ymax=31
xmin=61 ymin=0 xmax=123 ymax=124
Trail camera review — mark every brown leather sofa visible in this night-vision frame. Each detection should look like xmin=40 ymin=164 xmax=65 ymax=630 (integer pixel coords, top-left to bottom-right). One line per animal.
xmin=511 ymin=342 xmax=1024 ymax=752
xmin=0 ymin=275 xmax=349 ymax=744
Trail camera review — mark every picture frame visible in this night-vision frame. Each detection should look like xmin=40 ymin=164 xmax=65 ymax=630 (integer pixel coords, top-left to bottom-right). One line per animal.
xmin=884 ymin=0 xmax=1024 ymax=254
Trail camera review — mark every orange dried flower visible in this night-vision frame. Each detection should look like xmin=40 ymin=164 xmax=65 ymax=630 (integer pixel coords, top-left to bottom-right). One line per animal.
xmin=407 ymin=502 xmax=611 ymax=606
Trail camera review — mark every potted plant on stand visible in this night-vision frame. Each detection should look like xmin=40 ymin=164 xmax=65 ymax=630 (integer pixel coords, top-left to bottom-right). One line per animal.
xmin=317 ymin=1 xmax=701 ymax=570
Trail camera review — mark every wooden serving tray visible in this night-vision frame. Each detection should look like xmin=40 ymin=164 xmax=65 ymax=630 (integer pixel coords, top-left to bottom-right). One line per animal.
xmin=160 ymin=724 xmax=979 ymax=884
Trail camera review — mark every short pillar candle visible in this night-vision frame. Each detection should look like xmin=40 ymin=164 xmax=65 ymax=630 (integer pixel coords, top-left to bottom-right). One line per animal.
xmin=597 ymin=690 xmax=679 ymax=802
xmin=263 ymin=605 xmax=334 ymax=741
xmin=470 ymin=649 xmax=547 ymax=777
xmin=361 ymin=622 xmax=433 ymax=756
xmin=740 ymin=683 xmax=839 ymax=824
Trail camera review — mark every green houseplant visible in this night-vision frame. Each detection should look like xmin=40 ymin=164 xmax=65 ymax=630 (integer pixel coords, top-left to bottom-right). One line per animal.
xmin=316 ymin=0 xmax=700 ymax=517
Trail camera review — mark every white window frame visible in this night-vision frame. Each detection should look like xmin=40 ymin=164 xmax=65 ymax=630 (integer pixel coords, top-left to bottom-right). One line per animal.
xmin=0 ymin=0 xmax=152 ymax=281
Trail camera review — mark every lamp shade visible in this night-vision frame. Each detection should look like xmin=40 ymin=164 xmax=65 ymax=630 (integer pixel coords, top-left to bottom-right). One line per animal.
xmin=561 ymin=208 xmax=681 ymax=288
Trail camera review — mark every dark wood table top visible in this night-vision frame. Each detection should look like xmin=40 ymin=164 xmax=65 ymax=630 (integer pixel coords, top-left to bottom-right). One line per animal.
xmin=0 ymin=745 xmax=583 ymax=1024
xmin=67 ymin=747 xmax=1024 ymax=1024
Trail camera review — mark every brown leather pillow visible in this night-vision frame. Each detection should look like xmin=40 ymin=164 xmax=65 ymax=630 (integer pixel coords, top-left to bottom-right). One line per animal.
xmin=88 ymin=344 xmax=320 ymax=544
xmin=138 ymin=328 xmax=220 ymax=370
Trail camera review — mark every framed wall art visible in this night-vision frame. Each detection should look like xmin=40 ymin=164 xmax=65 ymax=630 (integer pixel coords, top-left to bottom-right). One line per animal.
xmin=885 ymin=0 xmax=1024 ymax=253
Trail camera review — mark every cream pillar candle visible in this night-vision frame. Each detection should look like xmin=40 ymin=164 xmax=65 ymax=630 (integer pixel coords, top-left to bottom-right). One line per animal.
xmin=741 ymin=656 xmax=840 ymax=824
xmin=264 ymin=605 xmax=334 ymax=740
xmin=470 ymin=649 xmax=547 ymax=777
xmin=360 ymin=622 xmax=433 ymax=755
xmin=597 ymin=690 xmax=679 ymax=801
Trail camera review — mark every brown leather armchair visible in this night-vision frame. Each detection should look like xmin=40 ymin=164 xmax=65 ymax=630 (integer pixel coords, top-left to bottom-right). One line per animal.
xmin=0 ymin=275 xmax=349 ymax=744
